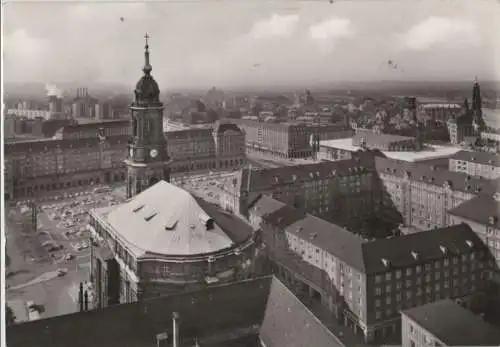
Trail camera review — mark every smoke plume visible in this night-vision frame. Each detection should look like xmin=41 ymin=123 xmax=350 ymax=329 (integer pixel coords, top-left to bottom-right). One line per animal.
xmin=45 ymin=83 xmax=63 ymax=98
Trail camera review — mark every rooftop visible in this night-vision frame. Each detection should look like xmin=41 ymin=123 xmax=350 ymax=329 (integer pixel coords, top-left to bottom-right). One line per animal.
xmin=450 ymin=150 xmax=500 ymax=167
xmin=6 ymin=276 xmax=342 ymax=347
xmin=248 ymin=195 xmax=287 ymax=218
xmin=374 ymin=156 xmax=498 ymax=195
xmin=402 ymin=299 xmax=500 ymax=346
xmin=320 ymin=138 xmax=461 ymax=162
xmin=94 ymin=181 xmax=252 ymax=257
xmin=448 ymin=194 xmax=500 ymax=229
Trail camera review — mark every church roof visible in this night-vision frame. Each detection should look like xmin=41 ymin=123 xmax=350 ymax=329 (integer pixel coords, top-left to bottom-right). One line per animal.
xmin=98 ymin=181 xmax=251 ymax=257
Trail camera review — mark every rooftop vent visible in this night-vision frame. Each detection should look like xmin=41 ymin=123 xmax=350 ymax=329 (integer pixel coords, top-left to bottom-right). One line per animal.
xmin=144 ymin=212 xmax=157 ymax=222
xmin=133 ymin=205 xmax=145 ymax=213
xmin=471 ymin=156 xmax=476 ymax=161
xmin=489 ymin=216 xmax=498 ymax=225
xmin=440 ymin=245 xmax=447 ymax=254
xmin=475 ymin=186 xmax=482 ymax=193
xmin=465 ymin=240 xmax=473 ymax=248
xmin=411 ymin=251 xmax=419 ymax=260
xmin=165 ymin=221 xmax=178 ymax=231
xmin=465 ymin=185 xmax=471 ymax=190
xmin=430 ymin=177 xmax=435 ymax=182
xmin=381 ymin=258 xmax=390 ymax=267
xmin=421 ymin=175 xmax=426 ymax=180
xmin=296 ymin=227 xmax=303 ymax=233
xmin=310 ymin=232 xmax=318 ymax=239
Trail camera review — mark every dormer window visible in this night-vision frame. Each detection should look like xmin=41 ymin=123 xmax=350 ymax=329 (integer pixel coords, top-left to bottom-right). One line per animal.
xmin=411 ymin=251 xmax=419 ymax=260
xmin=381 ymin=258 xmax=390 ymax=267
xmin=309 ymin=172 xmax=314 ymax=178
xmin=440 ymin=245 xmax=447 ymax=254
xmin=465 ymin=240 xmax=473 ymax=248
xmin=296 ymin=227 xmax=303 ymax=233
xmin=489 ymin=216 xmax=498 ymax=226
xmin=292 ymin=175 xmax=297 ymax=182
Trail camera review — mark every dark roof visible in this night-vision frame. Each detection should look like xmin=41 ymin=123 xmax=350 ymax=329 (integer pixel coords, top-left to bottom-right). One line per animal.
xmin=374 ymin=156 xmax=498 ymax=195
xmin=213 ymin=121 xmax=243 ymax=135
xmin=7 ymin=276 xmax=340 ymax=347
xmin=165 ymin=128 xmax=212 ymax=140
xmin=249 ymin=195 xmax=287 ymax=218
xmin=262 ymin=204 xmax=305 ymax=229
xmin=353 ymin=129 xmax=415 ymax=145
xmin=450 ymin=150 xmax=500 ymax=167
xmin=260 ymin=278 xmax=343 ymax=347
xmin=194 ymin=197 xmax=254 ymax=244
xmin=284 ymin=214 xmax=365 ymax=272
xmin=61 ymin=120 xmax=129 ymax=133
xmin=361 ymin=224 xmax=486 ymax=274
xmin=402 ymin=299 xmax=500 ymax=346
xmin=241 ymin=157 xmax=374 ymax=193
xmin=5 ymin=135 xmax=130 ymax=155
xmin=448 ymin=194 xmax=500 ymax=228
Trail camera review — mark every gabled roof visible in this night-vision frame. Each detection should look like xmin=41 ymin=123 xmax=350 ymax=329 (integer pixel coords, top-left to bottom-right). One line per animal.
xmin=284 ymin=214 xmax=365 ymax=272
xmin=361 ymin=224 xmax=486 ymax=274
xmin=6 ymin=276 xmax=341 ymax=347
xmin=374 ymin=156 xmax=498 ymax=195
xmin=98 ymin=181 xmax=252 ymax=257
xmin=248 ymin=195 xmax=287 ymax=218
xmin=450 ymin=150 xmax=500 ymax=167
xmin=448 ymin=194 xmax=500 ymax=228
xmin=402 ymin=299 xmax=500 ymax=346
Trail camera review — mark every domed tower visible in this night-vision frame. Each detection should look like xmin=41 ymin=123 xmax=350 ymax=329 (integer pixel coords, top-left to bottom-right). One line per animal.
xmin=125 ymin=33 xmax=171 ymax=198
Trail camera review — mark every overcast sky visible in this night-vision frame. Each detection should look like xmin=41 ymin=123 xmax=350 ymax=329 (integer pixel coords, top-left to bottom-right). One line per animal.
xmin=3 ymin=0 xmax=500 ymax=89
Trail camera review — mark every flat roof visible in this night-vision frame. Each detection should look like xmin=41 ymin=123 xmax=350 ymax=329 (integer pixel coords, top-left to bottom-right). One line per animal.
xmin=320 ymin=138 xmax=461 ymax=163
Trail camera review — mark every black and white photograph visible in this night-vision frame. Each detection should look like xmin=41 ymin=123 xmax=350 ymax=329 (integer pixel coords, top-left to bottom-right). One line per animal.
xmin=2 ymin=0 xmax=500 ymax=346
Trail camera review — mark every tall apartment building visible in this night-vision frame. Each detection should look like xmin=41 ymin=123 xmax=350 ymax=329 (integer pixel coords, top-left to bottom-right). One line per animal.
xmin=449 ymin=150 xmax=500 ymax=179
xmin=258 ymin=199 xmax=493 ymax=343
xmin=222 ymin=155 xmax=378 ymax=229
xmin=374 ymin=156 xmax=497 ymax=231
xmin=229 ymin=119 xmax=352 ymax=159
xmin=4 ymin=120 xmax=246 ymax=200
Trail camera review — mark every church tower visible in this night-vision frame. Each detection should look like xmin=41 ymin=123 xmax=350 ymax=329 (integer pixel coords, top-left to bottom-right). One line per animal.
xmin=471 ymin=77 xmax=485 ymax=133
xmin=125 ymin=34 xmax=171 ymax=198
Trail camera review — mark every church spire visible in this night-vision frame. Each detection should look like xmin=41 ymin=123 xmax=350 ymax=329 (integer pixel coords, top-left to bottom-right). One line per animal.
xmin=143 ymin=33 xmax=152 ymax=75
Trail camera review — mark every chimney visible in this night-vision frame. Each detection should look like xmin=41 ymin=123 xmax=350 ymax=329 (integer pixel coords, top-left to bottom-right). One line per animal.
xmin=172 ymin=312 xmax=180 ymax=347
xmin=78 ymin=282 xmax=84 ymax=312
xmin=84 ymin=290 xmax=89 ymax=311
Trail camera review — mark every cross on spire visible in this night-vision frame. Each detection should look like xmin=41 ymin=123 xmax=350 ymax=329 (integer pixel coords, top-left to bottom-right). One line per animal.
xmin=143 ymin=33 xmax=152 ymax=75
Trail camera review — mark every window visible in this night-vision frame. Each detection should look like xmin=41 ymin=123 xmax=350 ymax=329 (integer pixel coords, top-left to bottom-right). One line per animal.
xmin=375 ymin=311 xmax=381 ymax=320
xmin=406 ymin=279 xmax=412 ymax=287
xmin=385 ymin=272 xmax=392 ymax=281
xmin=396 ymin=270 xmax=402 ymax=279
xmin=406 ymin=268 xmax=412 ymax=276
xmin=375 ymin=286 xmax=382 ymax=296
xmin=416 ymin=265 xmax=422 ymax=274
xmin=386 ymin=296 xmax=391 ymax=304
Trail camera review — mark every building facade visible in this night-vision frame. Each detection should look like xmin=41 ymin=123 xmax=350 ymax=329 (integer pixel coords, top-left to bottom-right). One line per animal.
xmin=260 ymin=201 xmax=493 ymax=343
xmin=229 ymin=119 xmax=352 ymax=159
xmin=89 ymin=181 xmax=260 ymax=307
xmin=352 ymin=128 xmax=422 ymax=152
xmin=449 ymin=150 xmax=500 ymax=179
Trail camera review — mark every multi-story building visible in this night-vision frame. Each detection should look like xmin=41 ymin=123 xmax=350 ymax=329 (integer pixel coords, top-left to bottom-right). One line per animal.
xmin=89 ymin=180 xmax=260 ymax=306
xmin=449 ymin=150 xmax=500 ymax=179
xmin=352 ymin=128 xmax=422 ymax=152
xmin=260 ymin=201 xmax=493 ymax=343
xmin=447 ymin=79 xmax=485 ymax=145
xmin=222 ymin=156 xmax=378 ymax=228
xmin=401 ymin=299 xmax=500 ymax=347
xmin=374 ymin=156 xmax=497 ymax=231
xmin=420 ymin=103 xmax=461 ymax=124
xmin=229 ymin=119 xmax=352 ymax=159
xmin=448 ymin=193 xmax=500 ymax=270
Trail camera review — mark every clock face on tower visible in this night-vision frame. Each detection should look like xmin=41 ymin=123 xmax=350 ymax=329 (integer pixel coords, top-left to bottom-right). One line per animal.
xmin=150 ymin=149 xmax=158 ymax=158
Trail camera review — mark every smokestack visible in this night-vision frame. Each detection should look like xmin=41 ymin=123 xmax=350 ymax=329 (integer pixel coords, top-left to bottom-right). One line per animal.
xmin=84 ymin=290 xmax=89 ymax=311
xmin=172 ymin=312 xmax=180 ymax=347
xmin=78 ymin=282 xmax=84 ymax=312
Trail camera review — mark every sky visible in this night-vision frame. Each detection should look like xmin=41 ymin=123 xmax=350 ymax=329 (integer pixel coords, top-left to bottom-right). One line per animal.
xmin=3 ymin=0 xmax=500 ymax=90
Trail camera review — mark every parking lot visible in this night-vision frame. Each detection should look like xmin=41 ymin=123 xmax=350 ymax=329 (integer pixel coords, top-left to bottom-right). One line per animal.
xmin=177 ymin=172 xmax=235 ymax=206
xmin=5 ymin=184 xmax=126 ymax=321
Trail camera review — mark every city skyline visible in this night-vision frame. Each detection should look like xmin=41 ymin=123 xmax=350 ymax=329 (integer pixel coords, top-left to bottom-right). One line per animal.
xmin=3 ymin=0 xmax=500 ymax=89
